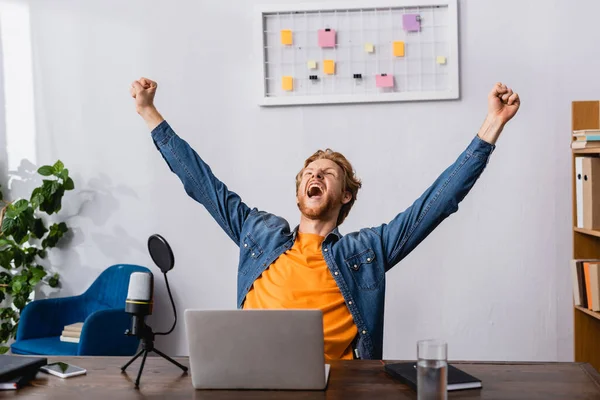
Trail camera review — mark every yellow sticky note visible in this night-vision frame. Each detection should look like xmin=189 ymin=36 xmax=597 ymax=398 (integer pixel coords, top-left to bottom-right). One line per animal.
xmin=307 ymin=60 xmax=317 ymax=69
xmin=364 ymin=43 xmax=374 ymax=53
xmin=282 ymin=76 xmax=293 ymax=91
xmin=437 ymin=56 xmax=447 ymax=65
xmin=280 ymin=29 xmax=292 ymax=45
xmin=393 ymin=41 xmax=405 ymax=57
xmin=323 ymin=60 xmax=335 ymax=75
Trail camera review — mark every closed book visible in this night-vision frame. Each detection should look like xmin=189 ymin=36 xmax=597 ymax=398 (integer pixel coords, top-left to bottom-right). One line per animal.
xmin=589 ymin=264 xmax=600 ymax=312
xmin=63 ymin=322 xmax=83 ymax=333
xmin=578 ymin=261 xmax=588 ymax=308
xmin=574 ymin=129 xmax=600 ymax=135
xmin=572 ymin=260 xmax=581 ymax=306
xmin=585 ymin=262 xmax=593 ymax=310
xmin=0 ymin=355 xmax=46 ymax=383
xmin=582 ymin=158 xmax=600 ymax=229
xmin=60 ymin=336 xmax=80 ymax=344
xmin=61 ymin=330 xmax=81 ymax=339
xmin=384 ymin=362 xmax=482 ymax=392
xmin=576 ymin=157 xmax=584 ymax=228
xmin=572 ymin=141 xmax=600 ymax=149
xmin=574 ymin=135 xmax=600 ymax=142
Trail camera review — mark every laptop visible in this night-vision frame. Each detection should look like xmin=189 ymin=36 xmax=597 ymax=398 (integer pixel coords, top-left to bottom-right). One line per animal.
xmin=184 ymin=309 xmax=330 ymax=390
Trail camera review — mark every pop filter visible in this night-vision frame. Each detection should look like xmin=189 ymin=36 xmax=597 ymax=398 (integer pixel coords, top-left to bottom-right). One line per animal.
xmin=148 ymin=234 xmax=174 ymax=273
xmin=122 ymin=233 xmax=187 ymax=387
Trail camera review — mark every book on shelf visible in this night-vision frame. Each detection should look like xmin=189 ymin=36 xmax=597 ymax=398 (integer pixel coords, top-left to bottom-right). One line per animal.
xmin=571 ymin=259 xmax=600 ymax=311
xmin=571 ymin=141 xmax=600 ymax=149
xmin=573 ymin=129 xmax=600 ymax=142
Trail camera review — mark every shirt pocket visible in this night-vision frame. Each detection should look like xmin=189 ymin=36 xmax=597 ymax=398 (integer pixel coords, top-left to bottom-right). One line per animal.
xmin=240 ymin=233 xmax=264 ymax=274
xmin=344 ymin=249 xmax=383 ymax=291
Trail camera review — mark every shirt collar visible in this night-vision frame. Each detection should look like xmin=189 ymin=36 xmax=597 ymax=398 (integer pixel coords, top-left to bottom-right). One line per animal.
xmin=291 ymin=225 xmax=342 ymax=243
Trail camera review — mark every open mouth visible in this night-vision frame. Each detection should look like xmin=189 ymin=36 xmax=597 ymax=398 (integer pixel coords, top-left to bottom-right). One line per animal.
xmin=307 ymin=184 xmax=324 ymax=198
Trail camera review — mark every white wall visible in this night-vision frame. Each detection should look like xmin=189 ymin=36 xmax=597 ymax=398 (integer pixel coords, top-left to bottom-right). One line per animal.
xmin=1 ymin=0 xmax=597 ymax=360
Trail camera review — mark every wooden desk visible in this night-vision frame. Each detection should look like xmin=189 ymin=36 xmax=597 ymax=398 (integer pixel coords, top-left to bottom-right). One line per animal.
xmin=7 ymin=357 xmax=600 ymax=399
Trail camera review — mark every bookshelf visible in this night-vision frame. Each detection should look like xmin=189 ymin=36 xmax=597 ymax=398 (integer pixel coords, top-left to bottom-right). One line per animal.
xmin=571 ymin=101 xmax=600 ymax=371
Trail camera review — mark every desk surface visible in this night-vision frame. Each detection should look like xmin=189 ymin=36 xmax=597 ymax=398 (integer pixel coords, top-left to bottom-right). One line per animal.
xmin=8 ymin=356 xmax=600 ymax=399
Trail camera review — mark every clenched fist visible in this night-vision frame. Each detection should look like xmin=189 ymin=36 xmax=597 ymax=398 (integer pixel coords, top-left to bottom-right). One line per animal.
xmin=488 ymin=82 xmax=520 ymax=125
xmin=130 ymin=77 xmax=157 ymax=113
xmin=130 ymin=77 xmax=164 ymax=130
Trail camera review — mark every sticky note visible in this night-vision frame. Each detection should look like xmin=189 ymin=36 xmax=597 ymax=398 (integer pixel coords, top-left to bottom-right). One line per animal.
xmin=393 ymin=41 xmax=405 ymax=57
xmin=403 ymin=14 xmax=421 ymax=32
xmin=282 ymin=76 xmax=293 ymax=91
xmin=376 ymin=74 xmax=394 ymax=88
xmin=318 ymin=29 xmax=336 ymax=48
xmin=307 ymin=60 xmax=317 ymax=69
xmin=437 ymin=56 xmax=447 ymax=65
xmin=280 ymin=29 xmax=293 ymax=45
xmin=323 ymin=60 xmax=335 ymax=75
xmin=364 ymin=43 xmax=374 ymax=53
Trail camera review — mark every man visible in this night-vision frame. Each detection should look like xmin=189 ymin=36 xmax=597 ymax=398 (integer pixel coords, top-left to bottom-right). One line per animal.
xmin=130 ymin=78 xmax=520 ymax=360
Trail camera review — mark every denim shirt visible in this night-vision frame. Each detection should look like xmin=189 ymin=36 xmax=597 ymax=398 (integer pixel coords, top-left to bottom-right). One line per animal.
xmin=151 ymin=120 xmax=495 ymax=360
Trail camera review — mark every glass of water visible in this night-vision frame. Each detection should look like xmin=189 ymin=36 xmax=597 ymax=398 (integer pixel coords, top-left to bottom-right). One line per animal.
xmin=417 ymin=339 xmax=448 ymax=400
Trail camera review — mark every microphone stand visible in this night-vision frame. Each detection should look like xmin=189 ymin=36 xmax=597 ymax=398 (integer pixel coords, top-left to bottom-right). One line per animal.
xmin=121 ymin=272 xmax=188 ymax=388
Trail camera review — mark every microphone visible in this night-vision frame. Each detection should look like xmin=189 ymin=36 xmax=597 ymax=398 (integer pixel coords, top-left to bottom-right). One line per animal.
xmin=125 ymin=272 xmax=154 ymax=337
xmin=121 ymin=234 xmax=188 ymax=388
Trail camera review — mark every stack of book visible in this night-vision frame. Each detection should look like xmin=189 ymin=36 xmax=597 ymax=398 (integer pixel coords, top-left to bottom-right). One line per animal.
xmin=571 ymin=259 xmax=600 ymax=311
xmin=572 ymin=129 xmax=600 ymax=149
xmin=60 ymin=322 xmax=83 ymax=343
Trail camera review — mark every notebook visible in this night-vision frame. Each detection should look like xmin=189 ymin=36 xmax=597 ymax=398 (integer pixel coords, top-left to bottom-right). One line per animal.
xmin=0 ymin=355 xmax=47 ymax=383
xmin=384 ymin=362 xmax=482 ymax=391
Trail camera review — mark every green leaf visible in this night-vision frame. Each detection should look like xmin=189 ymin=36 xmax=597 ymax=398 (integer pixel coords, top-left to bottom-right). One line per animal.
xmin=17 ymin=234 xmax=29 ymax=245
xmin=52 ymin=160 xmax=64 ymax=174
xmin=37 ymin=249 xmax=47 ymax=259
xmin=0 ymin=273 xmax=10 ymax=286
xmin=48 ymin=274 xmax=59 ymax=288
xmin=58 ymin=222 xmax=68 ymax=233
xmin=64 ymin=177 xmax=74 ymax=191
xmin=13 ymin=200 xmax=28 ymax=213
xmin=59 ymin=168 xmax=69 ymax=181
xmin=11 ymin=222 xmax=28 ymax=245
xmin=1 ymin=218 xmax=15 ymax=235
xmin=0 ymin=252 xmax=13 ymax=270
xmin=30 ymin=193 xmax=44 ymax=210
xmin=0 ymin=238 xmax=10 ymax=248
xmin=11 ymin=280 xmax=22 ymax=293
xmin=12 ymin=249 xmax=23 ymax=268
xmin=29 ymin=267 xmax=46 ymax=285
xmin=37 ymin=166 xmax=54 ymax=176
xmin=4 ymin=208 xmax=17 ymax=219
xmin=31 ymin=218 xmax=47 ymax=239
xmin=0 ymin=347 xmax=9 ymax=355
xmin=13 ymin=296 xmax=26 ymax=311
xmin=0 ymin=291 xmax=5 ymax=304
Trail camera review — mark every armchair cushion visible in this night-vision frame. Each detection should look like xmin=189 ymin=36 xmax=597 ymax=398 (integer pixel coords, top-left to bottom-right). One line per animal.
xmin=11 ymin=337 xmax=77 ymax=356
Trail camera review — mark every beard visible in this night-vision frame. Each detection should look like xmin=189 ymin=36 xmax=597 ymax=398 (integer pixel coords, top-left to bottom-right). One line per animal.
xmin=297 ymin=194 xmax=336 ymax=220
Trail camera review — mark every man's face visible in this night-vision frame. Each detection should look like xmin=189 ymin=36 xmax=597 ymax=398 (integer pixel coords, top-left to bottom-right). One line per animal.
xmin=296 ymin=159 xmax=351 ymax=222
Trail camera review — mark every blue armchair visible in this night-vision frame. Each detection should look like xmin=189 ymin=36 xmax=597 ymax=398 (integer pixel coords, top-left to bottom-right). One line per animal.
xmin=11 ymin=264 xmax=149 ymax=356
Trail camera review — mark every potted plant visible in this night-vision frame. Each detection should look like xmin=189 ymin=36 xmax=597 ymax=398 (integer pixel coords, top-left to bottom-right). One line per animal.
xmin=0 ymin=160 xmax=74 ymax=353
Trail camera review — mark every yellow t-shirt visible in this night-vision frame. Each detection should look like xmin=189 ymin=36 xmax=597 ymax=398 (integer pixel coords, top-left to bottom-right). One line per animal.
xmin=243 ymin=232 xmax=357 ymax=360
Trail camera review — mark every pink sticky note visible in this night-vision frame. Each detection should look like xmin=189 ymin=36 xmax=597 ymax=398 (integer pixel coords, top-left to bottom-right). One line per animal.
xmin=403 ymin=14 xmax=421 ymax=32
xmin=318 ymin=29 xmax=336 ymax=48
xmin=376 ymin=74 xmax=394 ymax=88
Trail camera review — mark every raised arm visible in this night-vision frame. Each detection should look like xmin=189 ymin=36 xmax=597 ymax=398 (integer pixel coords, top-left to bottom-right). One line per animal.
xmin=131 ymin=78 xmax=251 ymax=244
xmin=375 ymin=83 xmax=520 ymax=270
